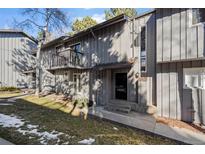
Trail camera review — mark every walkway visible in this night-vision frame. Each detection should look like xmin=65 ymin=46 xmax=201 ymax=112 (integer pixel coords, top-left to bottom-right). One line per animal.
xmin=0 ymin=137 xmax=14 ymax=145
xmin=89 ymin=106 xmax=205 ymax=145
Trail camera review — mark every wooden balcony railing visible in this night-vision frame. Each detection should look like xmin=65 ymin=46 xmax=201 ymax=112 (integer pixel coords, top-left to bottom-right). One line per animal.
xmin=50 ymin=51 xmax=84 ymax=69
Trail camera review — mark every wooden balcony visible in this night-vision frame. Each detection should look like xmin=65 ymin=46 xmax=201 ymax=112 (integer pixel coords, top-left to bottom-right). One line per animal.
xmin=47 ymin=51 xmax=84 ymax=70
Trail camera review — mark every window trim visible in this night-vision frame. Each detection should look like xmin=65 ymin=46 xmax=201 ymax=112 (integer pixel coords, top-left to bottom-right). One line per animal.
xmin=189 ymin=8 xmax=205 ymax=27
xmin=65 ymin=42 xmax=82 ymax=52
xmin=55 ymin=44 xmax=64 ymax=53
xmin=183 ymin=67 xmax=205 ymax=90
xmin=139 ymin=25 xmax=147 ymax=74
xmin=73 ymin=73 xmax=81 ymax=93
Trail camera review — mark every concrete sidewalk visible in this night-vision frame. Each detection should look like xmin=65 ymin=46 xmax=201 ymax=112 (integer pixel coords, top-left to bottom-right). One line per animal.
xmin=89 ymin=107 xmax=205 ymax=145
xmin=0 ymin=137 xmax=14 ymax=145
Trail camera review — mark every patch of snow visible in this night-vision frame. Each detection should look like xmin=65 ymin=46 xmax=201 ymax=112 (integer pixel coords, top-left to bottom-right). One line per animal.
xmin=0 ymin=103 xmax=13 ymax=106
xmin=0 ymin=113 xmax=25 ymax=128
xmin=0 ymin=113 xmax=72 ymax=144
xmin=27 ymin=124 xmax=38 ymax=129
xmin=78 ymin=138 xmax=95 ymax=145
xmin=113 ymin=127 xmax=119 ymax=131
xmin=7 ymin=99 xmax=16 ymax=103
xmin=62 ymin=141 xmax=70 ymax=145
xmin=17 ymin=127 xmax=66 ymax=144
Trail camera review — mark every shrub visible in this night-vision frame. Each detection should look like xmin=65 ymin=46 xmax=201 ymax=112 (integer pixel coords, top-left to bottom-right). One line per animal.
xmin=73 ymin=98 xmax=88 ymax=108
xmin=0 ymin=86 xmax=21 ymax=92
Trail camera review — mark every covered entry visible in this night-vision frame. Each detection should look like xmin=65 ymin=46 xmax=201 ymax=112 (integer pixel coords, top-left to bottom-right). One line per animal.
xmin=115 ymin=73 xmax=127 ymax=100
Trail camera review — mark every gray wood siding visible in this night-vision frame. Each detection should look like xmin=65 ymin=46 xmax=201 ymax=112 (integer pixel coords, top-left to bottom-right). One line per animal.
xmin=41 ymin=12 xmax=156 ymax=108
xmin=41 ymin=20 xmax=132 ymax=69
xmin=0 ymin=32 xmax=36 ymax=87
xmin=156 ymin=60 xmax=205 ymax=124
xmin=156 ymin=8 xmax=205 ymax=63
xmin=133 ymin=12 xmax=156 ymax=105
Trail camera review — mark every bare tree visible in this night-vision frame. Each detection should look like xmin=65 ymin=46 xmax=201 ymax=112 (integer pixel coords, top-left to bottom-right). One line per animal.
xmin=15 ymin=8 xmax=69 ymax=96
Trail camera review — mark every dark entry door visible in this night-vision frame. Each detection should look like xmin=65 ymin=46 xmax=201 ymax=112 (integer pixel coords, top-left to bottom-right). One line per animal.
xmin=115 ymin=73 xmax=127 ymax=100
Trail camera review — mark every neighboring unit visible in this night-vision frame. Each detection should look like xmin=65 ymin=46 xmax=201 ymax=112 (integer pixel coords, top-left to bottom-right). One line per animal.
xmin=40 ymin=13 xmax=156 ymax=115
xmin=156 ymin=8 xmax=205 ymax=124
xmin=0 ymin=29 xmax=37 ymax=88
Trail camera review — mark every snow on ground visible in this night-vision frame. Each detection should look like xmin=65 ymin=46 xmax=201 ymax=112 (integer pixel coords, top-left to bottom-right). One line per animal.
xmin=113 ymin=127 xmax=119 ymax=131
xmin=0 ymin=113 xmax=72 ymax=144
xmin=17 ymin=128 xmax=65 ymax=144
xmin=78 ymin=138 xmax=95 ymax=145
xmin=0 ymin=113 xmax=25 ymax=128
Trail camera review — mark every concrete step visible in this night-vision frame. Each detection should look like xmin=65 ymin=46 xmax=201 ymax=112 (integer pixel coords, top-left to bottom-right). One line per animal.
xmin=106 ymin=101 xmax=132 ymax=113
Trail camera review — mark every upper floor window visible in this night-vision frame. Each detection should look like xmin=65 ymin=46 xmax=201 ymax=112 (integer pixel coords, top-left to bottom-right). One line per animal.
xmin=140 ymin=26 xmax=147 ymax=73
xmin=70 ymin=43 xmax=83 ymax=66
xmin=192 ymin=9 xmax=205 ymax=25
xmin=55 ymin=45 xmax=63 ymax=53
xmin=70 ymin=43 xmax=81 ymax=53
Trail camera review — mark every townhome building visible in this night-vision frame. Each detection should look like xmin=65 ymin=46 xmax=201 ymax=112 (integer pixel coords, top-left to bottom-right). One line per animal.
xmin=38 ymin=8 xmax=205 ymax=126
xmin=40 ymin=12 xmax=156 ymax=114
xmin=0 ymin=29 xmax=37 ymax=88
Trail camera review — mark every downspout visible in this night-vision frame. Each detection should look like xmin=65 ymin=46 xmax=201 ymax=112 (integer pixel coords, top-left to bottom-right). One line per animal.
xmin=90 ymin=29 xmax=97 ymax=40
xmin=89 ymin=28 xmax=97 ymax=109
xmin=132 ymin=18 xmax=135 ymax=58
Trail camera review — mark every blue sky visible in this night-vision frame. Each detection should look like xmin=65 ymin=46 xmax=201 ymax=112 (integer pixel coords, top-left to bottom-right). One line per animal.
xmin=0 ymin=8 xmax=152 ymax=38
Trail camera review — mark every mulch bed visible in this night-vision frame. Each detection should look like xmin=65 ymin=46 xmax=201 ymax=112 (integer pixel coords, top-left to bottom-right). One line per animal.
xmin=156 ymin=116 xmax=205 ymax=134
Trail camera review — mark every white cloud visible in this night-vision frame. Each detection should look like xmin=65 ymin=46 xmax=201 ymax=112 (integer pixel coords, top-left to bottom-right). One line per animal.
xmin=72 ymin=13 xmax=105 ymax=24
xmin=91 ymin=13 xmax=105 ymax=23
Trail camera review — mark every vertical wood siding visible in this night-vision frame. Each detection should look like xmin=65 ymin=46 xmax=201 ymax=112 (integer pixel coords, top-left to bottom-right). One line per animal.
xmin=41 ymin=12 xmax=156 ymax=108
xmin=133 ymin=13 xmax=156 ymax=105
xmin=156 ymin=8 xmax=205 ymax=63
xmin=0 ymin=32 xmax=36 ymax=87
xmin=156 ymin=60 xmax=205 ymax=124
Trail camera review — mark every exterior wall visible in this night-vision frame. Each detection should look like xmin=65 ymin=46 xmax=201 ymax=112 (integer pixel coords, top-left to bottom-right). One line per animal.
xmin=156 ymin=8 xmax=205 ymax=63
xmin=133 ymin=12 xmax=156 ymax=105
xmin=156 ymin=8 xmax=205 ymax=125
xmin=40 ymin=12 xmax=156 ymax=108
xmin=90 ymin=67 xmax=137 ymax=106
xmin=54 ymin=69 xmax=89 ymax=98
xmin=157 ymin=61 xmax=205 ymax=124
xmin=40 ymin=20 xmax=133 ymax=93
xmin=63 ymin=20 xmax=132 ymax=68
xmin=0 ymin=32 xmax=36 ymax=87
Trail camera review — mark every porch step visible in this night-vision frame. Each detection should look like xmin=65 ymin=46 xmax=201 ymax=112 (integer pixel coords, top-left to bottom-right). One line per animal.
xmin=105 ymin=100 xmax=132 ymax=113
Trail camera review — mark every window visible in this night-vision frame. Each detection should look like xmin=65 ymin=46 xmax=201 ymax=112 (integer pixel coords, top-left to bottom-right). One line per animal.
xmin=55 ymin=45 xmax=63 ymax=53
xmin=140 ymin=26 xmax=147 ymax=72
xmin=70 ymin=43 xmax=81 ymax=53
xmin=70 ymin=43 xmax=82 ymax=65
xmin=192 ymin=9 xmax=205 ymax=25
xmin=63 ymin=72 xmax=69 ymax=83
xmin=73 ymin=73 xmax=81 ymax=93
xmin=183 ymin=67 xmax=205 ymax=89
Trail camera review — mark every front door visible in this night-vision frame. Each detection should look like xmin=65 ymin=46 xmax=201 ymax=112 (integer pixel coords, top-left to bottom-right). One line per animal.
xmin=115 ymin=73 xmax=127 ymax=100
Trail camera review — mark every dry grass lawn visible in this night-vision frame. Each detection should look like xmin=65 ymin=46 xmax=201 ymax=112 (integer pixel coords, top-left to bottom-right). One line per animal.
xmin=0 ymin=95 xmax=182 ymax=145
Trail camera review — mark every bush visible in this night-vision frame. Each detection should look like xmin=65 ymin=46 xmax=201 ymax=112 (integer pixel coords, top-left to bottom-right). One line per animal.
xmin=0 ymin=86 xmax=20 ymax=92
xmin=73 ymin=98 xmax=93 ymax=108
xmin=73 ymin=98 xmax=88 ymax=108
